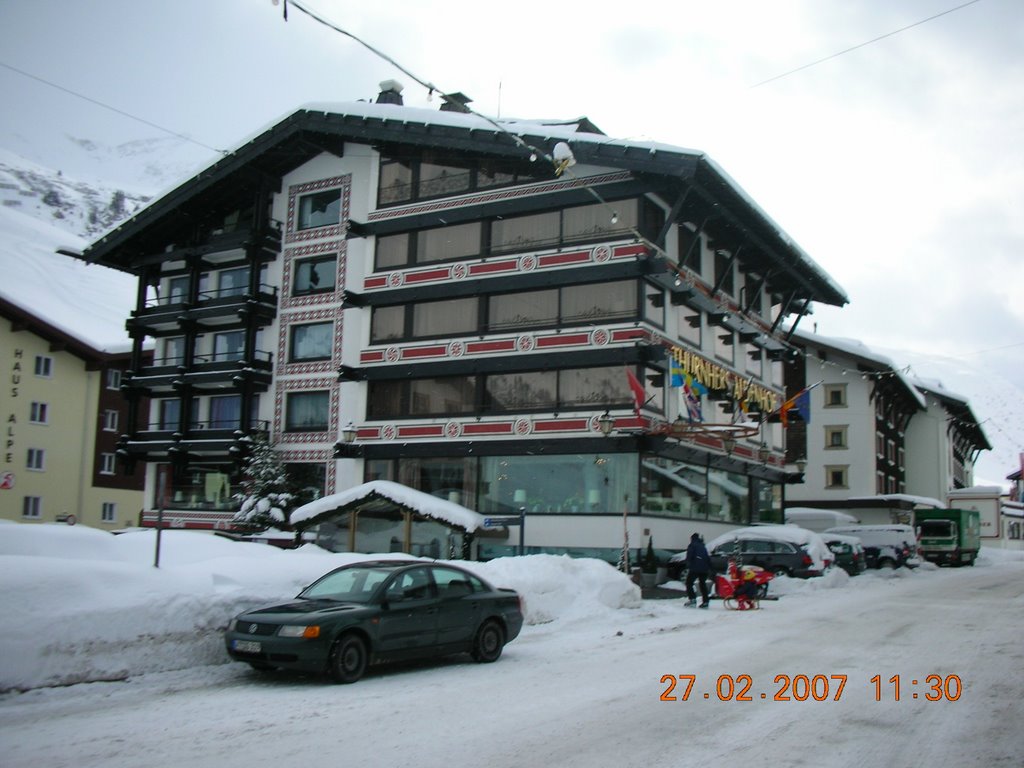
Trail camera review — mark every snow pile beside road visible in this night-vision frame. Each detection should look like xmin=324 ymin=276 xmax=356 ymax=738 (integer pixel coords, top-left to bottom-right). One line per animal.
xmin=0 ymin=524 xmax=640 ymax=692
xmin=462 ymin=554 xmax=642 ymax=624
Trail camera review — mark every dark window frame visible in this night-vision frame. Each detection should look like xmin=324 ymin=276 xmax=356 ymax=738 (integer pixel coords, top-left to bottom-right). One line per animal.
xmin=297 ymin=188 xmax=343 ymax=231
xmin=373 ymin=198 xmax=659 ymax=270
xmin=370 ymin=280 xmax=643 ymax=344
xmin=289 ymin=321 xmax=335 ymax=363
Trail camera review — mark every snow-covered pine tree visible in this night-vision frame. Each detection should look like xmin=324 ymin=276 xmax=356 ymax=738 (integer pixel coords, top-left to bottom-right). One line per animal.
xmin=233 ymin=432 xmax=295 ymax=531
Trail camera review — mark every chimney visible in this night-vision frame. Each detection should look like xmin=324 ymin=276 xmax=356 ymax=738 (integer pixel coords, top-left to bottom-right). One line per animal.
xmin=440 ymin=92 xmax=472 ymax=113
xmin=376 ymin=79 xmax=404 ymax=106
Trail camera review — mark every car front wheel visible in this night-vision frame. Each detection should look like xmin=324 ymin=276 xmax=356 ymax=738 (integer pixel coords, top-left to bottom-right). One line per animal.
xmin=770 ymin=566 xmax=791 ymax=577
xmin=329 ymin=633 xmax=368 ymax=684
xmin=472 ymin=620 xmax=505 ymax=663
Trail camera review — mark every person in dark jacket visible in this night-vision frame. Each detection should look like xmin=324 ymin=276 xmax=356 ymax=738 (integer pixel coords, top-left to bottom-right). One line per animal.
xmin=684 ymin=532 xmax=711 ymax=608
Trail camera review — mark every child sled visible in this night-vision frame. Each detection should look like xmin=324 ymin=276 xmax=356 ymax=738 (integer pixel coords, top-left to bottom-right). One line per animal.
xmin=714 ymin=560 xmax=773 ymax=610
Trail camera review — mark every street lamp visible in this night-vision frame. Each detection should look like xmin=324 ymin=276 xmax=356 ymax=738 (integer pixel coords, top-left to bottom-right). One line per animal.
xmin=341 ymin=422 xmax=358 ymax=444
xmin=721 ymin=435 xmax=736 ymax=455
xmin=598 ymin=411 xmax=615 ymax=436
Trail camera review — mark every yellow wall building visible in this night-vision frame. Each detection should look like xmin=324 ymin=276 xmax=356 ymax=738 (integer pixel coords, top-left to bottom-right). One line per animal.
xmin=0 ymin=297 xmax=144 ymax=528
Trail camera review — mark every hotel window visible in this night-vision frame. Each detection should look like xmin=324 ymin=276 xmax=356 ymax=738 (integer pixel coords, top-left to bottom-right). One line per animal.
xmin=491 ymin=211 xmax=561 ymax=254
xmin=23 ymin=496 xmax=42 ymax=519
xmin=416 ymin=222 xmax=482 ymax=264
xmin=101 ymin=502 xmax=117 ymax=523
xmin=412 ymin=297 xmax=479 ymax=338
xmin=875 ymin=432 xmax=885 ymax=458
xmin=209 ymin=395 xmax=241 ymax=429
xmin=102 ymin=410 xmax=119 ymax=432
xmin=100 ymin=453 xmax=116 ymax=475
xmin=27 ymin=448 xmax=45 ymax=471
xmin=378 ymin=156 xmax=414 ymax=205
xmin=370 ymin=305 xmax=406 ymax=343
xmin=34 ymin=355 xmax=53 ymax=377
xmin=159 ymin=399 xmax=183 ymax=431
xmin=293 ymin=254 xmax=337 ymax=296
xmin=290 ymin=322 xmax=334 ymax=362
xmin=375 ymin=233 xmax=410 ymax=270
xmin=106 ymin=369 xmax=122 ymax=390
xmin=562 ymin=201 xmax=637 ymax=241
xmin=29 ymin=402 xmax=48 ymax=424
xmin=409 ymin=377 xmax=477 ymax=416
xmin=825 ymin=426 xmax=847 ymax=449
xmin=887 ymin=439 xmax=896 ymax=463
xmin=285 ymin=391 xmax=330 ymax=431
xmin=217 ymin=267 xmax=249 ymax=298
xmin=297 ymin=188 xmax=342 ymax=230
xmin=825 ymin=465 xmax=848 ymax=489
xmin=212 ymin=331 xmax=245 ymax=362
xmin=485 ymin=371 xmax=557 ymax=412
xmin=163 ymin=337 xmax=185 ymax=366
xmin=561 ymin=281 xmax=637 ymax=325
xmin=489 ymin=290 xmax=558 ymax=332
xmin=678 ymin=226 xmax=702 ymax=274
xmin=824 ymin=383 xmax=847 ymax=407
xmin=418 ymin=155 xmax=471 ymax=199
xmin=167 ymin=275 xmax=189 ymax=304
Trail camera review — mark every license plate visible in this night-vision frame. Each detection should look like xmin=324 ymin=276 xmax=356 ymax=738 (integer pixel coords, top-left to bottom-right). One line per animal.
xmin=232 ymin=640 xmax=261 ymax=653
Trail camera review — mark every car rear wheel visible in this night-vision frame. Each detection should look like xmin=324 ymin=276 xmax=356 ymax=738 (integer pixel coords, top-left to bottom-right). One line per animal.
xmin=877 ymin=558 xmax=896 ymax=570
xmin=472 ymin=620 xmax=505 ymax=663
xmin=329 ymin=633 xmax=368 ymax=684
xmin=770 ymin=566 xmax=791 ymax=577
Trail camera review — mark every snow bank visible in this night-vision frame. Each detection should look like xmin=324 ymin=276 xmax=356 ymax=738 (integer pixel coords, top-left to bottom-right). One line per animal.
xmin=0 ymin=524 xmax=640 ymax=692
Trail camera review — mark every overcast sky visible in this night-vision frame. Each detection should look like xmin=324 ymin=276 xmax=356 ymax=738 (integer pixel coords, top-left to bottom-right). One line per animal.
xmin=1 ymin=0 xmax=1021 ymax=474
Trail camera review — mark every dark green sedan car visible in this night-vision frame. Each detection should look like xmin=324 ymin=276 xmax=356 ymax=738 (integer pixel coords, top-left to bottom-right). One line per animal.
xmin=224 ymin=560 xmax=524 ymax=683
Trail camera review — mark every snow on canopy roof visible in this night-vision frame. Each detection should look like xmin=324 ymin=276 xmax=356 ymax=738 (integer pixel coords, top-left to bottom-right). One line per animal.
xmin=291 ymin=480 xmax=487 ymax=532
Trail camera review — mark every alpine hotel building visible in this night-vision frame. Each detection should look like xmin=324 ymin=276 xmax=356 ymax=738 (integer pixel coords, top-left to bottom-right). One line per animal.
xmin=80 ymin=82 xmax=848 ymax=560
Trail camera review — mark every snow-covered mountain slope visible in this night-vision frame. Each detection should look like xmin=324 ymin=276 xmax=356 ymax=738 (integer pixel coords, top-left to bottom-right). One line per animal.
xmin=0 ymin=147 xmax=150 ymax=239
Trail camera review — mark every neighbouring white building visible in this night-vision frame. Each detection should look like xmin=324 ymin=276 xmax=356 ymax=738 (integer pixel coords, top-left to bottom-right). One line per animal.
xmin=783 ymin=329 xmax=989 ymax=511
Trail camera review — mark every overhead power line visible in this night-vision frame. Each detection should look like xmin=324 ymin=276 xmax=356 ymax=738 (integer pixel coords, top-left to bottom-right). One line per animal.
xmin=751 ymin=0 xmax=985 ymax=88
xmin=0 ymin=60 xmax=227 ymax=155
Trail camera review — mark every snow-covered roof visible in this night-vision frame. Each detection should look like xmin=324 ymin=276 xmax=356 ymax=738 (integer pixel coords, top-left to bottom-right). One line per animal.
xmin=0 ymin=206 xmax=137 ymax=354
xmin=790 ymin=328 xmax=927 ymax=409
xmin=291 ymin=480 xmax=487 ymax=532
xmin=82 ymin=98 xmax=847 ymax=308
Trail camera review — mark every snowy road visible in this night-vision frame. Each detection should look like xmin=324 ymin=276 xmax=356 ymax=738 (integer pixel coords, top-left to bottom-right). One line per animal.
xmin=3 ymin=562 xmax=1023 ymax=768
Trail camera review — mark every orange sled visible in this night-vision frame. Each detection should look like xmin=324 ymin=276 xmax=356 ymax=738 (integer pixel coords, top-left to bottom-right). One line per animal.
xmin=714 ymin=562 xmax=773 ymax=610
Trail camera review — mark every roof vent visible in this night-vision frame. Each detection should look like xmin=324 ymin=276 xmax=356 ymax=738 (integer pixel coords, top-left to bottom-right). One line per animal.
xmin=376 ymin=79 xmax=404 ymax=105
xmin=440 ymin=92 xmax=472 ymax=113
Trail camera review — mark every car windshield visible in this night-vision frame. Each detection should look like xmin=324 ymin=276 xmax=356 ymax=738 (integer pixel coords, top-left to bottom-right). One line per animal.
xmin=298 ymin=566 xmax=399 ymax=603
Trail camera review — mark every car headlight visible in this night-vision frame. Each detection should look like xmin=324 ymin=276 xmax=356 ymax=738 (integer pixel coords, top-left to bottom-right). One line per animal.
xmin=277 ymin=624 xmax=321 ymax=639
xmin=227 ymin=618 xmax=238 ymax=632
